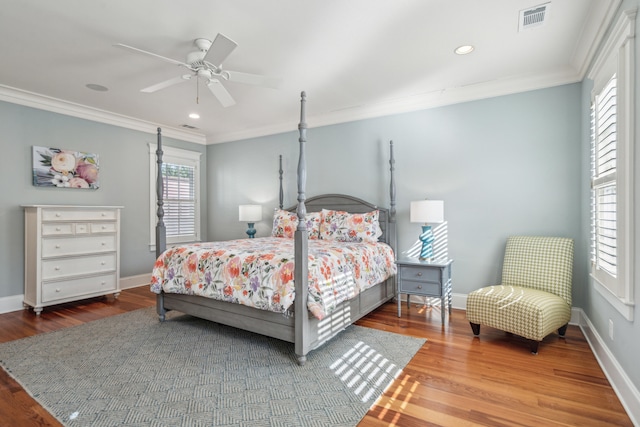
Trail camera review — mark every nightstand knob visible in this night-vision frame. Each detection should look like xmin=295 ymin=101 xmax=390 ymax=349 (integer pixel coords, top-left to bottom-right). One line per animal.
xmin=55 ymin=245 xmax=61 ymax=249
xmin=417 ymin=272 xmax=422 ymax=276
xmin=54 ymin=266 xmax=60 ymax=271
xmin=55 ymin=288 xmax=61 ymax=293
xmin=56 ymin=227 xmax=61 ymax=231
xmin=417 ymin=285 xmax=422 ymax=289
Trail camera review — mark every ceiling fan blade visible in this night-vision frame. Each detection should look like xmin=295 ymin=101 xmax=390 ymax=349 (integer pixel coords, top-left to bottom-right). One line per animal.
xmin=141 ymin=75 xmax=191 ymax=93
xmin=203 ymin=33 xmax=238 ymax=67
xmin=207 ymin=79 xmax=236 ymax=107
xmin=114 ymin=43 xmax=189 ymax=67
xmin=225 ymin=70 xmax=282 ymax=89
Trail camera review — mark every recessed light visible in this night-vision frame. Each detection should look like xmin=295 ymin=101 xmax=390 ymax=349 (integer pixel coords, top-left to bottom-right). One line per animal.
xmin=189 ymin=113 xmax=200 ymax=119
xmin=85 ymin=83 xmax=109 ymax=92
xmin=454 ymin=45 xmax=475 ymax=55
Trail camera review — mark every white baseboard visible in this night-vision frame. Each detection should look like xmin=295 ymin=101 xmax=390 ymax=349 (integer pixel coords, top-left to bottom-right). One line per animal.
xmin=576 ymin=308 xmax=640 ymax=426
xmin=120 ymin=273 xmax=151 ymax=290
xmin=0 ymin=294 xmax=26 ymax=314
xmin=0 ymin=273 xmax=151 ymax=314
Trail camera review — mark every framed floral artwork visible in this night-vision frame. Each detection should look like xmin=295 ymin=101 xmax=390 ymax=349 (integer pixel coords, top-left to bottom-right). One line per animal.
xmin=32 ymin=146 xmax=100 ymax=189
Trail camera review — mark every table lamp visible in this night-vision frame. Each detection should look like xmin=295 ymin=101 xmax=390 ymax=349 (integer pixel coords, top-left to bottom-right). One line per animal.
xmin=410 ymin=200 xmax=444 ymax=260
xmin=239 ymin=204 xmax=262 ymax=238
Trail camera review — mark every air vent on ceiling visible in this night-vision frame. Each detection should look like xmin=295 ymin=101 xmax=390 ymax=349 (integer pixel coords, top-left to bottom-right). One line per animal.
xmin=519 ymin=2 xmax=550 ymax=32
xmin=181 ymin=124 xmax=198 ymax=129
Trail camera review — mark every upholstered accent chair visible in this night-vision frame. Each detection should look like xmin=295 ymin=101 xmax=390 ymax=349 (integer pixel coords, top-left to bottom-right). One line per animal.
xmin=466 ymin=236 xmax=574 ymax=354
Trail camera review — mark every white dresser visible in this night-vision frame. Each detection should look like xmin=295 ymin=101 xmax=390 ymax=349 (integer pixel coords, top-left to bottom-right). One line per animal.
xmin=23 ymin=205 xmax=123 ymax=315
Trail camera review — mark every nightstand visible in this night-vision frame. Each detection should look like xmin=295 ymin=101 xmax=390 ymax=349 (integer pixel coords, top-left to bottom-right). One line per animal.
xmin=396 ymin=257 xmax=453 ymax=323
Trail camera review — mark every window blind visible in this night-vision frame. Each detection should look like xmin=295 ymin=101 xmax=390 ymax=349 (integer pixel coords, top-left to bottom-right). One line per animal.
xmin=162 ymin=162 xmax=196 ymax=239
xmin=591 ymin=74 xmax=617 ymax=278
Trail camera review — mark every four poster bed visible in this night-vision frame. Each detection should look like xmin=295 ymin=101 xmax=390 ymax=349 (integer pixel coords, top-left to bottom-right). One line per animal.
xmin=150 ymin=92 xmax=398 ymax=364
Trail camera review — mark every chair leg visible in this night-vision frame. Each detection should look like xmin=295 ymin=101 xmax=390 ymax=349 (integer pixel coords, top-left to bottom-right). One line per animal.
xmin=530 ymin=340 xmax=539 ymax=355
xmin=470 ymin=322 xmax=480 ymax=336
xmin=558 ymin=323 xmax=568 ymax=337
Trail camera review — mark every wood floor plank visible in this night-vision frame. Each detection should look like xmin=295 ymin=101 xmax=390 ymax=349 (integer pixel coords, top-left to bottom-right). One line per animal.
xmin=0 ymin=287 xmax=633 ymax=426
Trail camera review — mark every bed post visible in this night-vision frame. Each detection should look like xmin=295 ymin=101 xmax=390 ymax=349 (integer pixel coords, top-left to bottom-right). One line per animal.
xmin=155 ymin=127 xmax=166 ymax=259
xmin=389 ymin=140 xmax=397 ymax=256
xmin=279 ymin=154 xmax=284 ymax=209
xmin=155 ymin=127 xmax=167 ymax=321
xmin=294 ymin=91 xmax=310 ymax=365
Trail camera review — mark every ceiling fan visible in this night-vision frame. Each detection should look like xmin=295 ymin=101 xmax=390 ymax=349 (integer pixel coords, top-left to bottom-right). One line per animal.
xmin=114 ymin=34 xmax=279 ymax=107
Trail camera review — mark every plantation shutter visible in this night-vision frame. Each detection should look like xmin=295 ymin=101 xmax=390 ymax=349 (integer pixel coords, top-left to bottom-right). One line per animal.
xmin=162 ymin=162 xmax=197 ymax=239
xmin=591 ymin=74 xmax=617 ymax=282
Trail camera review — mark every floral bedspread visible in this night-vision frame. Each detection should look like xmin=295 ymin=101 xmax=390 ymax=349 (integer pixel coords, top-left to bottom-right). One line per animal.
xmin=150 ymin=237 xmax=396 ymax=320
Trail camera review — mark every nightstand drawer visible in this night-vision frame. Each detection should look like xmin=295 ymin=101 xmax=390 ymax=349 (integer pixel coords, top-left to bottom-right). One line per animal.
xmin=399 ymin=280 xmax=441 ymax=295
xmin=399 ymin=265 xmax=441 ymax=282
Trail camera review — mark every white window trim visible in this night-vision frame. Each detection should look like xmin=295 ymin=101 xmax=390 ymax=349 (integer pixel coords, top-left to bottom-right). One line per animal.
xmin=587 ymin=9 xmax=636 ymax=321
xmin=148 ymin=143 xmax=202 ymax=251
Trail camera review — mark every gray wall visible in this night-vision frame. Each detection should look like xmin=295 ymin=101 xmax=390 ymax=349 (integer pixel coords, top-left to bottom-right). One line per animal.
xmin=208 ymin=84 xmax=584 ymax=303
xmin=0 ymin=101 xmax=207 ymax=299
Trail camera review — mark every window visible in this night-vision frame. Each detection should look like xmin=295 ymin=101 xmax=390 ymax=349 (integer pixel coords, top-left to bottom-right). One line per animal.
xmin=588 ymin=10 xmax=635 ymax=320
xmin=149 ymin=144 xmax=202 ymax=249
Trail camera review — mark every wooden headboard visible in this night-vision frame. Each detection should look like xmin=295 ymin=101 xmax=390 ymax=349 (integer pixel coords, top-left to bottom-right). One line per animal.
xmin=285 ymin=194 xmax=393 ymax=245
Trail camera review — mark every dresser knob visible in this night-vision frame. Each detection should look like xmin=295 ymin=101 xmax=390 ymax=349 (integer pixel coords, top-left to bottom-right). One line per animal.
xmin=55 ymin=288 xmax=61 ymax=293
xmin=417 ymin=272 xmax=422 ymax=276
xmin=56 ymin=227 xmax=61 ymax=231
xmin=102 ymin=225 xmax=107 ymax=230
xmin=417 ymin=285 xmax=422 ymax=289
xmin=55 ymin=245 xmax=61 ymax=249
xmin=101 ymin=281 xmax=106 ymax=285
xmin=101 ymin=261 xmax=106 ymax=265
xmin=55 ymin=213 xmax=61 ymax=217
xmin=54 ymin=266 xmax=60 ymax=271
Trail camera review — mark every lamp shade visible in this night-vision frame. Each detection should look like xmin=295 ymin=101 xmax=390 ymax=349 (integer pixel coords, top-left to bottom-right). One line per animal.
xmin=410 ymin=200 xmax=444 ymax=224
xmin=239 ymin=204 xmax=262 ymax=222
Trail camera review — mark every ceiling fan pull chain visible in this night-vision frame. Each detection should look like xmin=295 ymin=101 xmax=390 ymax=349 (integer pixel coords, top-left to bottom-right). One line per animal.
xmin=196 ymin=75 xmax=200 ymax=104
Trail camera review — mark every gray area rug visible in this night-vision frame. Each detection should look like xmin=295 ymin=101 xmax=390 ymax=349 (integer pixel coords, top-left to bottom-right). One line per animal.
xmin=0 ymin=307 xmax=425 ymax=426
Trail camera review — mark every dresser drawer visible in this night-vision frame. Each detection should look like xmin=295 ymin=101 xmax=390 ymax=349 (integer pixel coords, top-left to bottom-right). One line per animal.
xmin=42 ymin=253 xmax=116 ymax=280
xmin=399 ymin=265 xmax=441 ymax=282
xmin=42 ymin=273 xmax=117 ymax=302
xmin=399 ymin=279 xmax=441 ymax=296
xmin=90 ymin=222 xmax=117 ymax=233
xmin=42 ymin=209 xmax=117 ymax=222
xmin=42 ymin=223 xmax=74 ymax=236
xmin=42 ymin=235 xmax=116 ymax=257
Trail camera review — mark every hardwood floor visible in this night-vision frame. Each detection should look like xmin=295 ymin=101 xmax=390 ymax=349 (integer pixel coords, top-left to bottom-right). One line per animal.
xmin=0 ymin=287 xmax=632 ymax=426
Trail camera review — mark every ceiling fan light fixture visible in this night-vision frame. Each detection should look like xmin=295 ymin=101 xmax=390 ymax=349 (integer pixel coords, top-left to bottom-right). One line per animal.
xmin=189 ymin=113 xmax=200 ymax=119
xmin=454 ymin=45 xmax=475 ymax=55
xmin=197 ymin=69 xmax=212 ymax=79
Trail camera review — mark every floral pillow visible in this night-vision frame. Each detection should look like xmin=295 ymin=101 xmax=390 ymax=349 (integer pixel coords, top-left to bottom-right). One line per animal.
xmin=272 ymin=209 xmax=321 ymax=239
xmin=319 ymin=209 xmax=383 ymax=242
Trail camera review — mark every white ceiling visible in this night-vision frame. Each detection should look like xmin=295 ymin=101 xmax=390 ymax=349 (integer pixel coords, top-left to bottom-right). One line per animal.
xmin=0 ymin=0 xmax=620 ymax=145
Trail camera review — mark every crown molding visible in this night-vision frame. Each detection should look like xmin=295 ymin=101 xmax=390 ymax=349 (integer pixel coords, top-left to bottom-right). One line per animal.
xmin=0 ymin=84 xmax=207 ymax=145
xmin=571 ymin=0 xmax=623 ymax=80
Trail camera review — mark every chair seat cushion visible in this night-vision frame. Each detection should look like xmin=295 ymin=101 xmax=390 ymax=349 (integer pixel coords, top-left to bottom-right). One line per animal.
xmin=467 ymin=285 xmax=571 ymax=341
